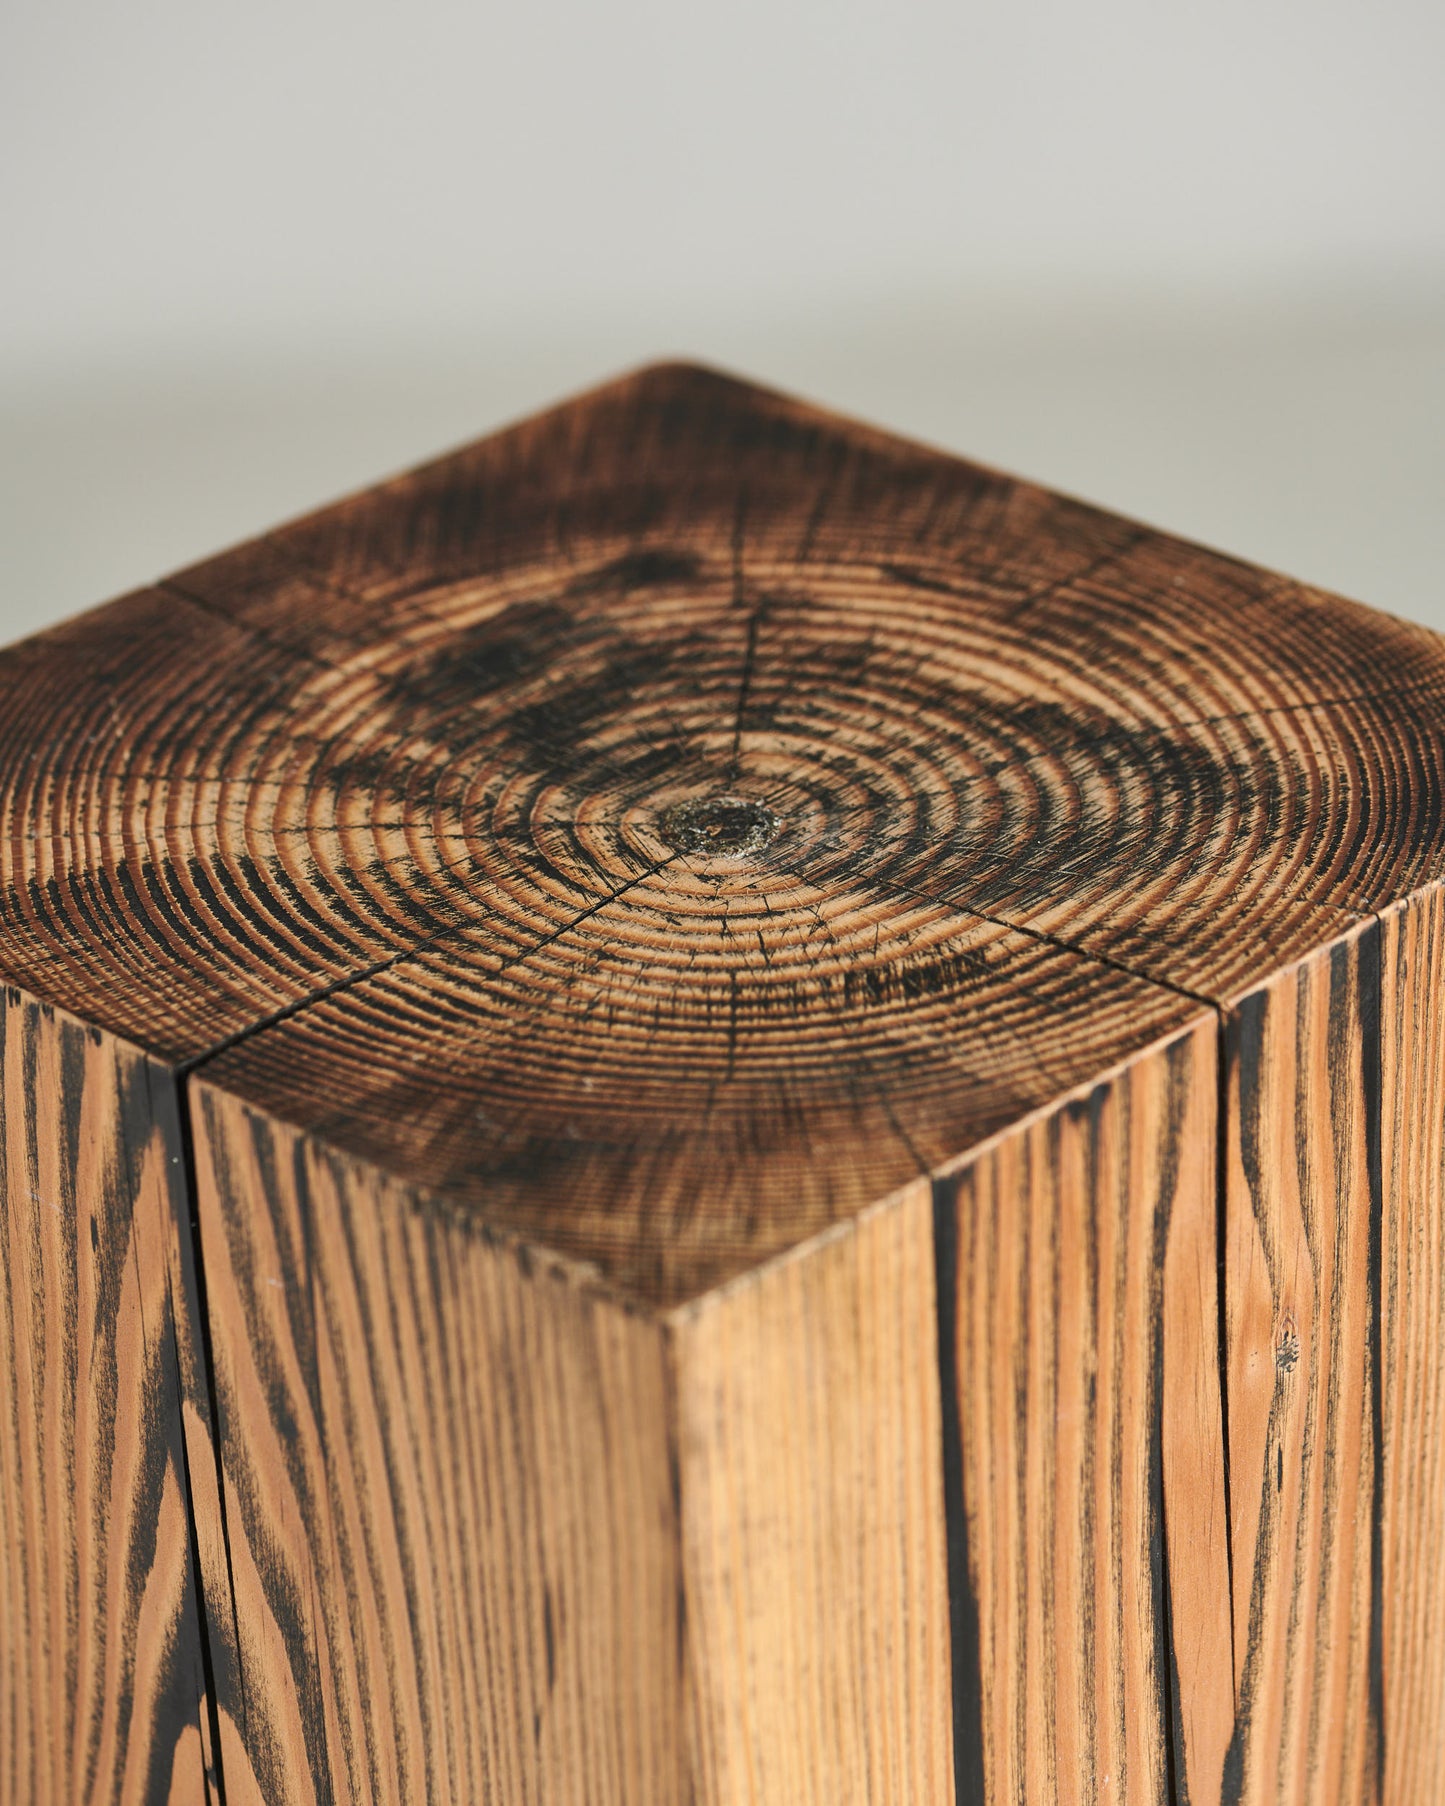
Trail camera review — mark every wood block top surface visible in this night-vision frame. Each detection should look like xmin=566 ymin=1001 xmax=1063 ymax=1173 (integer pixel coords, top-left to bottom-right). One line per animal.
xmin=3 ymin=361 xmax=1443 ymax=1304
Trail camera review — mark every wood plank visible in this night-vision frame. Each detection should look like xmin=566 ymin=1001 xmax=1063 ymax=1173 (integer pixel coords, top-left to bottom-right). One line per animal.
xmin=932 ymin=1013 xmax=1231 ymax=1806
xmin=1378 ymin=885 xmax=1445 ymax=1806
xmin=668 ymin=1178 xmax=954 ymax=1806
xmin=188 ymin=1079 xmax=684 ymax=1806
xmin=1220 ymin=926 xmax=1382 ymax=1806
xmin=0 ymin=987 xmax=212 ymax=1805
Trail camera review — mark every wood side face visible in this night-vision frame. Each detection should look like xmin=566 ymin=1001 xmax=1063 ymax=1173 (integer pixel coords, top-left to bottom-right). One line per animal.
xmin=188 ymin=1082 xmax=683 ymax=1806
xmin=1221 ymin=929 xmax=1382 ymax=1806
xmin=932 ymin=1016 xmax=1231 ymax=1806
xmin=1379 ymin=887 xmax=1445 ymax=1805
xmin=669 ymin=1181 xmax=954 ymax=1806
xmin=0 ymin=989 xmax=212 ymax=1806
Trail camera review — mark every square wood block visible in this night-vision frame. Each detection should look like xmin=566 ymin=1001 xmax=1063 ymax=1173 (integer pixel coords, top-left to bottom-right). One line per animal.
xmin=3 ymin=364 xmax=1443 ymax=1805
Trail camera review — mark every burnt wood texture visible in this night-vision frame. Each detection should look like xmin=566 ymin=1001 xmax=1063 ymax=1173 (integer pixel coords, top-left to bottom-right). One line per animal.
xmin=1 ymin=362 xmax=1443 ymax=1804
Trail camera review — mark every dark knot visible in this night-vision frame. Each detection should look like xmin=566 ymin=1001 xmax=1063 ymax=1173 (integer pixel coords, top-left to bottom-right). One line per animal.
xmin=659 ymin=795 xmax=781 ymax=858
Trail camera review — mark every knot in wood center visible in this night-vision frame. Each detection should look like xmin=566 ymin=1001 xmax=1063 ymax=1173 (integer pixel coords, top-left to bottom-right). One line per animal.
xmin=659 ymin=795 xmax=781 ymax=859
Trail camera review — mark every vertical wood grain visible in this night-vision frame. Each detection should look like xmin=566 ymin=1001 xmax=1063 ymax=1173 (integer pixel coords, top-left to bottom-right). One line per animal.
xmin=668 ymin=1180 xmax=955 ymax=1806
xmin=933 ymin=1017 xmax=1231 ymax=1806
xmin=188 ymin=1080 xmax=683 ymax=1806
xmin=1378 ymin=887 xmax=1445 ymax=1806
xmin=1160 ymin=1024 xmax=1237 ymax=1806
xmin=6 ymin=355 xmax=1445 ymax=1806
xmin=1221 ymin=927 xmax=1382 ymax=1806
xmin=0 ymin=989 xmax=212 ymax=1806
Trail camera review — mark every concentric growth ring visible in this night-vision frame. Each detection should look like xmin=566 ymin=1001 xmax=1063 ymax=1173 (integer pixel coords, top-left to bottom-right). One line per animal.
xmin=0 ymin=362 xmax=1442 ymax=1295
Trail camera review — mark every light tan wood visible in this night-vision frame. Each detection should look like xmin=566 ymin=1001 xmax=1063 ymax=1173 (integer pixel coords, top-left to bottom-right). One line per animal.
xmin=188 ymin=1081 xmax=683 ymax=1805
xmin=1221 ymin=928 xmax=1381 ymax=1805
xmin=191 ymin=1083 xmax=957 ymax=1805
xmin=1379 ymin=887 xmax=1445 ymax=1806
xmin=933 ymin=1015 xmax=1232 ymax=1806
xmin=0 ymin=989 xmax=213 ymax=1806
xmin=669 ymin=1179 xmax=954 ymax=1806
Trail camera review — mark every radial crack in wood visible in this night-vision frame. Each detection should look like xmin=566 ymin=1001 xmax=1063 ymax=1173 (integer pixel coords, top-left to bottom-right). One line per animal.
xmin=2 ymin=362 xmax=1444 ymax=1804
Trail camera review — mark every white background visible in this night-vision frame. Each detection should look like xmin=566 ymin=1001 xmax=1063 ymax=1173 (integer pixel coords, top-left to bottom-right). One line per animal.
xmin=4 ymin=0 xmax=1443 ymax=638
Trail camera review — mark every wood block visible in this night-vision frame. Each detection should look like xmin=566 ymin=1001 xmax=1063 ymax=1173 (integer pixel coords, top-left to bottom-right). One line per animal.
xmin=2 ymin=363 xmax=1444 ymax=1803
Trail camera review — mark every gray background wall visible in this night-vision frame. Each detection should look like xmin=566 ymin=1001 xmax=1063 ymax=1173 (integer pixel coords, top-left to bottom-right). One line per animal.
xmin=4 ymin=0 xmax=1443 ymax=638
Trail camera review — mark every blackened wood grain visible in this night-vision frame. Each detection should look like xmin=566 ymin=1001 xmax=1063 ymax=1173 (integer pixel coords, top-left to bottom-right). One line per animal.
xmin=0 ymin=989 xmax=213 ymax=1806
xmin=188 ymin=1081 xmax=683 ymax=1806
xmin=189 ymin=1086 xmax=953 ymax=1805
xmin=1 ymin=363 xmax=1443 ymax=1804
xmin=1378 ymin=888 xmax=1445 ymax=1806
xmin=198 ymin=887 xmax=1202 ymax=1305
xmin=933 ymin=1015 xmax=1232 ymax=1806
xmin=0 ymin=365 xmax=1442 ymax=1305
xmin=1220 ymin=928 xmax=1382 ymax=1806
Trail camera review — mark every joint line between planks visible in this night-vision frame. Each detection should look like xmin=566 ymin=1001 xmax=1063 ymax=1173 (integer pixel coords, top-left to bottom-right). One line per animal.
xmin=165 ymin=1261 xmax=229 ymax=1806
xmin=1212 ymin=1004 xmax=1238 ymax=1704
xmin=930 ymin=1175 xmax=988 ymax=1806
xmin=1362 ymin=910 xmax=1388 ymax=1797
xmin=170 ymin=1077 xmax=241 ymax=1806
xmin=177 ymin=856 xmax=681 ymax=1083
